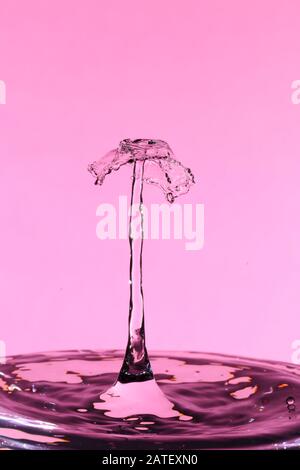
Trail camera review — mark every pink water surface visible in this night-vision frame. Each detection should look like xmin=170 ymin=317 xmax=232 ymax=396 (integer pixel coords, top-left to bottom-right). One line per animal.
xmin=0 ymin=1 xmax=300 ymax=361
xmin=0 ymin=350 xmax=299 ymax=450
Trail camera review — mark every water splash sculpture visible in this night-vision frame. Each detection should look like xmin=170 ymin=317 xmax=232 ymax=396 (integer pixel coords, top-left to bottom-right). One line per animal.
xmin=88 ymin=139 xmax=195 ymax=385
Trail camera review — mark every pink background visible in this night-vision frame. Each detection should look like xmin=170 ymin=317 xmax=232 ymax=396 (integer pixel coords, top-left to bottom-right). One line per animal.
xmin=0 ymin=0 xmax=300 ymax=362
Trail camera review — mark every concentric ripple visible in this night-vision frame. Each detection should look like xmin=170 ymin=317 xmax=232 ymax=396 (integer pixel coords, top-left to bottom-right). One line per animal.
xmin=0 ymin=350 xmax=299 ymax=450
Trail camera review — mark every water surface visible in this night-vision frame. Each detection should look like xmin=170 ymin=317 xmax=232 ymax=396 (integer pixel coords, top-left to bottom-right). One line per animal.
xmin=0 ymin=350 xmax=299 ymax=450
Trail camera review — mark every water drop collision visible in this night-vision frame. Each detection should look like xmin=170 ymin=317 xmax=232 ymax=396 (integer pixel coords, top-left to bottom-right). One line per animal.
xmin=88 ymin=139 xmax=194 ymax=417
xmin=0 ymin=140 xmax=299 ymax=449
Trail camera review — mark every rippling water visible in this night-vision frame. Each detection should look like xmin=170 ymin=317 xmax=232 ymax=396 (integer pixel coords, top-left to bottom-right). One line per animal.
xmin=0 ymin=350 xmax=299 ymax=450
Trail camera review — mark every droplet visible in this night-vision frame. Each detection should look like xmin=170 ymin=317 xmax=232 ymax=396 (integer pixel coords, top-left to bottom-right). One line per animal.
xmin=286 ymin=396 xmax=295 ymax=406
xmin=166 ymin=192 xmax=175 ymax=203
